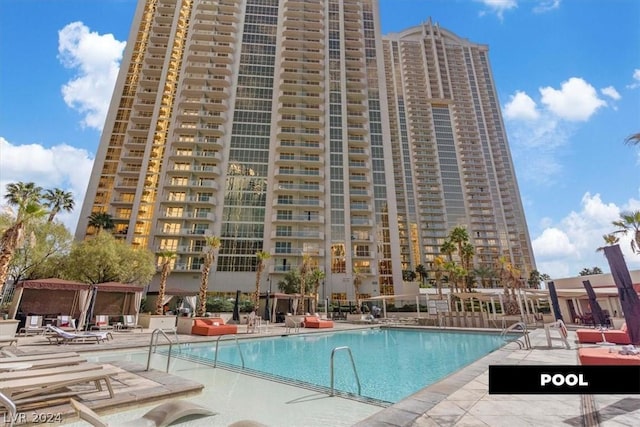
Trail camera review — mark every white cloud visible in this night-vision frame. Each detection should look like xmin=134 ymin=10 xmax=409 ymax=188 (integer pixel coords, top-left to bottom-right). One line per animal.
xmin=58 ymin=22 xmax=126 ymax=131
xmin=539 ymin=77 xmax=606 ymax=121
xmin=475 ymin=0 xmax=517 ymax=20
xmin=533 ymin=0 xmax=561 ymax=13
xmin=0 ymin=137 xmax=95 ymax=233
xmin=504 ymin=91 xmax=540 ymax=121
xmin=600 ymin=86 xmax=621 ymax=101
xmin=628 ymin=68 xmax=640 ymax=89
xmin=532 ymin=193 xmax=640 ymax=279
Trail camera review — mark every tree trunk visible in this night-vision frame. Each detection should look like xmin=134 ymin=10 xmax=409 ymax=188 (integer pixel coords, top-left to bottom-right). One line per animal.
xmin=254 ymin=262 xmax=263 ymax=308
xmin=0 ymin=221 xmax=23 ymax=295
xmin=156 ymin=263 xmax=170 ymax=315
xmin=197 ymin=264 xmax=211 ymax=317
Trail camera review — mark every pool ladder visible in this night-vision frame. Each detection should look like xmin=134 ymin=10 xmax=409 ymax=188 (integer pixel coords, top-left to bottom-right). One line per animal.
xmin=213 ymin=334 xmax=245 ymax=369
xmin=330 ymin=346 xmax=361 ymax=397
xmin=146 ymin=328 xmax=180 ymax=372
xmin=501 ymin=321 xmax=531 ymax=349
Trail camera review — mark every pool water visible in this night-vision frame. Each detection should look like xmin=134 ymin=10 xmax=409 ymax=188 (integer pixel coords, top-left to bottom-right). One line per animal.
xmin=176 ymin=328 xmax=505 ymax=403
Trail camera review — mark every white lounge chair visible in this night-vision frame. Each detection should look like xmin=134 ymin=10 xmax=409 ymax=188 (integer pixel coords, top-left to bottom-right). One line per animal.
xmin=46 ymin=325 xmax=112 ymax=345
xmin=0 ymin=336 xmax=18 ymax=347
xmin=91 ymin=315 xmax=114 ymax=331
xmin=0 ymin=356 xmax=87 ymax=372
xmin=70 ymin=398 xmax=216 ymax=427
xmin=18 ymin=315 xmax=45 ymax=336
xmin=0 ymin=366 xmax=120 ymax=402
xmin=121 ymin=315 xmax=144 ymax=332
xmin=55 ymin=315 xmax=77 ymax=331
xmin=285 ymin=314 xmax=301 ymax=333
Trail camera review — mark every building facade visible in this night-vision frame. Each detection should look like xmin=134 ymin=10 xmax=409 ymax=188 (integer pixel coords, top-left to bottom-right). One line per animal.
xmin=76 ymin=0 xmax=535 ymax=298
xmin=382 ymin=21 xmax=535 ymax=281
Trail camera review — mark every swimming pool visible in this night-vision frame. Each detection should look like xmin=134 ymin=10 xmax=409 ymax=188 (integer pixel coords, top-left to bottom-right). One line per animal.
xmin=174 ymin=328 xmax=506 ymax=403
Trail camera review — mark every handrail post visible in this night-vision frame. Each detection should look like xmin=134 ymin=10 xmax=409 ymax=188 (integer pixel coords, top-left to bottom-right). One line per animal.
xmin=330 ymin=346 xmax=361 ymax=397
xmin=146 ymin=328 xmax=176 ymax=372
xmin=213 ymin=334 xmax=245 ymax=369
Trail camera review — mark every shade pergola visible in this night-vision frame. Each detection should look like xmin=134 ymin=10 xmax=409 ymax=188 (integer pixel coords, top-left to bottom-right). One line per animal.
xmin=84 ymin=282 xmax=144 ymax=329
xmin=8 ymin=278 xmax=144 ymax=330
xmin=8 ymin=278 xmax=89 ymax=321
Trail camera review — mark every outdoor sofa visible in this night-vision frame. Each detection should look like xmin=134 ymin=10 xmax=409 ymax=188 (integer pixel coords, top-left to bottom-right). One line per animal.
xmin=575 ymin=323 xmax=631 ymax=345
xmin=303 ymin=315 xmax=334 ymax=329
xmin=191 ymin=318 xmax=238 ymax=336
xmin=578 ymin=347 xmax=640 ymax=365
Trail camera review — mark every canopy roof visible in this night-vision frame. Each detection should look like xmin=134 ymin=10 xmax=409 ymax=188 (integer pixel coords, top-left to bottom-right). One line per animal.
xmin=17 ymin=278 xmax=86 ymax=291
xmin=17 ymin=278 xmax=143 ymax=293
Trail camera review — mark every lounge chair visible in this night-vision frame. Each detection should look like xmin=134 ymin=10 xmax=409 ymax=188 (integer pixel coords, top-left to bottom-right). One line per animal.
xmin=543 ymin=319 xmax=571 ymax=349
xmin=70 ymin=398 xmax=216 ymax=427
xmin=0 ymin=336 xmax=18 ymax=347
xmin=1 ymin=362 xmax=106 ymax=381
xmin=0 ymin=351 xmax=80 ymax=361
xmin=0 ymin=356 xmax=87 ymax=372
xmin=18 ymin=315 xmax=45 ymax=336
xmin=55 ymin=315 xmax=77 ymax=331
xmin=91 ymin=315 xmax=114 ymax=331
xmin=576 ymin=323 xmax=631 ymax=345
xmin=303 ymin=315 xmax=334 ymax=329
xmin=0 ymin=366 xmax=120 ymax=402
xmin=121 ymin=315 xmax=144 ymax=332
xmin=578 ymin=347 xmax=640 ymax=365
xmin=285 ymin=314 xmax=301 ymax=333
xmin=191 ymin=318 xmax=238 ymax=336
xmin=46 ymin=325 xmax=112 ymax=345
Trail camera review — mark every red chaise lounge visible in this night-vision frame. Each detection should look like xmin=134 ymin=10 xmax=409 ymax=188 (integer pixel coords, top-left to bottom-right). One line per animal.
xmin=303 ymin=316 xmax=334 ymax=329
xmin=191 ymin=318 xmax=238 ymax=336
xmin=578 ymin=347 xmax=640 ymax=365
xmin=576 ymin=323 xmax=631 ymax=345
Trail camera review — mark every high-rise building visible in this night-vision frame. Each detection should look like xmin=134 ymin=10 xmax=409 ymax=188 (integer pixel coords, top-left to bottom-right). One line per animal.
xmin=76 ymin=0 xmax=535 ymax=298
xmin=382 ymin=21 xmax=535 ymax=282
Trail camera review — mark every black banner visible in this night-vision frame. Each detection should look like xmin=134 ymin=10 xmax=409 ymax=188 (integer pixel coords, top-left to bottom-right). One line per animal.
xmin=489 ymin=365 xmax=640 ymax=394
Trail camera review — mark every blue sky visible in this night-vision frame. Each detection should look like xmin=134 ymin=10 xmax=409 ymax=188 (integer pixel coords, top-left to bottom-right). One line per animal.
xmin=1 ymin=0 xmax=639 ymax=278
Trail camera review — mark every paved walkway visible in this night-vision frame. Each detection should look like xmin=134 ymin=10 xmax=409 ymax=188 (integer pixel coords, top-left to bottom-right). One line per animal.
xmin=3 ymin=323 xmax=639 ymax=426
xmin=356 ymin=327 xmax=640 ymax=427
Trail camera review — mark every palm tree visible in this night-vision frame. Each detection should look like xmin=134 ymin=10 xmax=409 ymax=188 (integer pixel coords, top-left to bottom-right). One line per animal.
xmin=196 ymin=236 xmax=220 ymax=317
xmin=440 ymin=240 xmax=456 ymax=262
xmin=298 ymin=253 xmax=313 ymax=315
xmin=624 ymin=132 xmax=640 ymax=146
xmin=415 ymin=264 xmax=427 ymax=285
xmin=433 ymin=256 xmax=445 ymax=298
xmin=473 ymin=265 xmax=495 ymax=288
xmin=596 ymin=233 xmax=619 ymax=253
xmin=310 ymin=268 xmax=326 ymax=313
xmin=42 ymin=188 xmax=75 ymax=223
xmin=155 ymin=251 xmax=176 ymax=315
xmin=87 ymin=212 xmax=115 ymax=233
xmin=460 ymin=242 xmax=475 ymax=291
xmin=611 ymin=210 xmax=640 ymax=254
xmin=253 ymin=250 xmax=271 ymax=308
xmin=0 ymin=182 xmax=45 ymax=293
xmin=352 ymin=266 xmax=365 ymax=314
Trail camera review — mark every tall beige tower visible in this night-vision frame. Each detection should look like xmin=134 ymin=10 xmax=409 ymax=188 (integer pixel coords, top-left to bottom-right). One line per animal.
xmin=76 ymin=0 xmax=404 ymax=299
xmin=382 ymin=21 xmax=536 ymax=281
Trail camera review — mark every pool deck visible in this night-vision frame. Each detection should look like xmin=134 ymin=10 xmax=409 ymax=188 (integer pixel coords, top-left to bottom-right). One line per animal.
xmin=3 ymin=322 xmax=639 ymax=426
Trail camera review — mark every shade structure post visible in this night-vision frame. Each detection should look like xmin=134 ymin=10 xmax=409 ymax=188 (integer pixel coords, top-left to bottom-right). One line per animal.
xmin=232 ymin=290 xmax=240 ymax=322
xmin=603 ymin=245 xmax=640 ymax=345
xmin=264 ymin=291 xmax=270 ymax=321
xmin=582 ymin=280 xmax=606 ymax=326
xmin=548 ymin=281 xmax=563 ymax=322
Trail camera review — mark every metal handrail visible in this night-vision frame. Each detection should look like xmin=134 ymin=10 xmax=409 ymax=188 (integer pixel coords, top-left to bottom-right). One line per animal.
xmin=501 ymin=321 xmax=531 ymax=349
xmin=146 ymin=329 xmax=176 ymax=372
xmin=0 ymin=391 xmax=17 ymax=427
xmin=213 ymin=334 xmax=245 ymax=369
xmin=330 ymin=346 xmax=361 ymax=397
